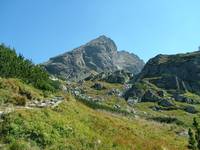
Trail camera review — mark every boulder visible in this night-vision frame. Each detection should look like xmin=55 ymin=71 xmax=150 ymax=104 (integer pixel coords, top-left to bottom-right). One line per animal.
xmin=107 ymin=89 xmax=122 ymax=96
xmin=91 ymin=83 xmax=106 ymax=90
xmin=141 ymin=90 xmax=162 ymax=102
xmin=127 ymin=97 xmax=139 ymax=105
xmin=173 ymin=94 xmax=194 ymax=104
xmin=184 ymin=106 xmax=198 ymax=114
xmin=158 ymin=100 xmax=174 ymax=107
xmin=157 ymin=90 xmax=165 ymax=97
xmin=113 ymin=104 xmax=121 ymax=110
xmin=105 ymin=70 xmax=131 ymax=84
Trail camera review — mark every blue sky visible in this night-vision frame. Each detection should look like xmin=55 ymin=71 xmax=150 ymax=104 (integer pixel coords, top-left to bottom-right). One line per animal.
xmin=1 ymin=0 xmax=200 ymax=63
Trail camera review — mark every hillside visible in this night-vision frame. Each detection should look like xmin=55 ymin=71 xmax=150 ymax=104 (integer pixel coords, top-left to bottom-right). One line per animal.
xmin=44 ymin=35 xmax=144 ymax=81
xmin=138 ymin=51 xmax=200 ymax=95
xmin=0 ymin=44 xmax=58 ymax=91
xmin=0 ymin=97 xmax=187 ymax=150
xmin=1 ymin=44 xmax=199 ymax=150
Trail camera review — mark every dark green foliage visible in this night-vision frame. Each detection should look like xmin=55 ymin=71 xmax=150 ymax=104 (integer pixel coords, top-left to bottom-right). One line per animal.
xmin=188 ymin=118 xmax=200 ymax=150
xmin=188 ymin=128 xmax=197 ymax=150
xmin=149 ymin=116 xmax=183 ymax=125
xmin=0 ymin=44 xmax=58 ymax=91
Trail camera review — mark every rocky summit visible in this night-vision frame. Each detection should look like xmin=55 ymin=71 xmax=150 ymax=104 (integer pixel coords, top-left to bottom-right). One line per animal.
xmin=44 ymin=35 xmax=144 ymax=81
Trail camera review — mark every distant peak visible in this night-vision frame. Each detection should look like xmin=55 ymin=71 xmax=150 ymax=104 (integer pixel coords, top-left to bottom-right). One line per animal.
xmin=98 ymin=35 xmax=109 ymax=39
xmin=85 ymin=35 xmax=117 ymax=51
xmin=92 ymin=35 xmax=113 ymax=42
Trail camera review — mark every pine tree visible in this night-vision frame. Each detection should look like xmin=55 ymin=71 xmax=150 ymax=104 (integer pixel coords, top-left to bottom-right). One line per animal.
xmin=188 ymin=118 xmax=200 ymax=150
xmin=188 ymin=128 xmax=197 ymax=150
xmin=0 ymin=44 xmax=58 ymax=91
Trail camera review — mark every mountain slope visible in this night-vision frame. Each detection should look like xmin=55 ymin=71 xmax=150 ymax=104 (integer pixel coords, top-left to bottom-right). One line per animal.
xmin=44 ymin=36 xmax=144 ymax=81
xmin=138 ymin=51 xmax=200 ymax=95
xmin=0 ymin=99 xmax=187 ymax=150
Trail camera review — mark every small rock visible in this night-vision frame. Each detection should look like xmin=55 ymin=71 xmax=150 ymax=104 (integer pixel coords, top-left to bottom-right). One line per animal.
xmin=127 ymin=97 xmax=139 ymax=105
xmin=113 ymin=104 xmax=121 ymax=110
xmin=173 ymin=94 xmax=194 ymax=104
xmin=91 ymin=83 xmax=106 ymax=90
xmin=184 ymin=106 xmax=198 ymax=114
xmin=176 ymin=130 xmax=188 ymax=137
xmin=141 ymin=90 xmax=162 ymax=102
xmin=158 ymin=100 xmax=174 ymax=107
xmin=157 ymin=90 xmax=165 ymax=97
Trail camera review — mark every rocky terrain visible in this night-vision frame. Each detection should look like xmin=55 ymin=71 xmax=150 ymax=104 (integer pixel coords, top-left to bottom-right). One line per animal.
xmin=138 ymin=51 xmax=200 ymax=94
xmin=1 ymin=42 xmax=200 ymax=150
xmin=44 ymin=35 xmax=144 ymax=81
xmin=85 ymin=70 xmax=134 ymax=84
xmin=123 ymin=51 xmax=200 ymax=115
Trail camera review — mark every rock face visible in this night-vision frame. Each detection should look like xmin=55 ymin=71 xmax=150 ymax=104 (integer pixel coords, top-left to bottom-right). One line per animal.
xmin=85 ymin=70 xmax=134 ymax=84
xmin=44 ymin=35 xmax=144 ymax=81
xmin=138 ymin=51 xmax=200 ymax=95
xmin=123 ymin=50 xmax=200 ymax=108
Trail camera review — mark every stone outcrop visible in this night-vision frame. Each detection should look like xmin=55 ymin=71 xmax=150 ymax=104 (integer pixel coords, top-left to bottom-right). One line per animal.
xmin=123 ymin=51 xmax=200 ymax=106
xmin=85 ymin=70 xmax=134 ymax=84
xmin=91 ymin=83 xmax=106 ymax=90
xmin=138 ymin=51 xmax=200 ymax=95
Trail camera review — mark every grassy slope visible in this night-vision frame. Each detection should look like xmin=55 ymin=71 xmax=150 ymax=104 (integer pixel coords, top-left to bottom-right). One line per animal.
xmin=1 ymin=98 xmax=186 ymax=150
xmin=79 ymin=81 xmax=200 ymax=127
xmin=0 ymin=78 xmax=43 ymax=106
xmin=0 ymin=79 xmax=193 ymax=149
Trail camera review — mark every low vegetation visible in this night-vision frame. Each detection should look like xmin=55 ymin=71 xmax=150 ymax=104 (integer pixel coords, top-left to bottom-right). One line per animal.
xmin=0 ymin=98 xmax=187 ymax=150
xmin=188 ymin=118 xmax=200 ymax=150
xmin=0 ymin=78 xmax=44 ymax=106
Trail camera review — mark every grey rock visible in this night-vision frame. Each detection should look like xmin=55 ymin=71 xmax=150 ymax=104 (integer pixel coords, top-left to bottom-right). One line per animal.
xmin=44 ymin=35 xmax=144 ymax=81
xmin=138 ymin=51 xmax=200 ymax=95
xmin=105 ymin=70 xmax=132 ymax=84
xmin=86 ymin=70 xmax=134 ymax=84
xmin=184 ymin=106 xmax=198 ymax=114
xmin=113 ymin=104 xmax=121 ymax=110
xmin=127 ymin=97 xmax=139 ymax=105
xmin=157 ymin=90 xmax=165 ymax=97
xmin=158 ymin=100 xmax=174 ymax=107
xmin=107 ymin=88 xmax=122 ymax=96
xmin=91 ymin=83 xmax=105 ymax=90
xmin=173 ymin=94 xmax=194 ymax=104
xmin=141 ymin=90 xmax=162 ymax=102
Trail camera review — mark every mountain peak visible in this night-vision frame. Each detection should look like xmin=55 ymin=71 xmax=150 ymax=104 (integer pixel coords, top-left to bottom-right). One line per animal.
xmin=44 ymin=36 xmax=144 ymax=81
xmin=85 ymin=35 xmax=117 ymax=52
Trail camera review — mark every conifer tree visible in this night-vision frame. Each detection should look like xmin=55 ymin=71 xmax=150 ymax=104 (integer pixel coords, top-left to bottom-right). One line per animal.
xmin=189 ymin=118 xmax=200 ymax=150
xmin=188 ymin=128 xmax=197 ymax=150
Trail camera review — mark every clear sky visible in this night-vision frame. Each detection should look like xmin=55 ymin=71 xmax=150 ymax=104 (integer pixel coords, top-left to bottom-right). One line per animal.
xmin=1 ymin=0 xmax=200 ymax=63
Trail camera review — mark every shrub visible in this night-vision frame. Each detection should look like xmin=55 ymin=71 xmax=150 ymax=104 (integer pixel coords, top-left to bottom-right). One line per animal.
xmin=149 ymin=116 xmax=183 ymax=125
xmin=12 ymin=95 xmax=26 ymax=106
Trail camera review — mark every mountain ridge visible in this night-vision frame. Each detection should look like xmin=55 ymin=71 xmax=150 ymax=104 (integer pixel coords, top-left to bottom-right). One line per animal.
xmin=44 ymin=35 xmax=145 ymax=81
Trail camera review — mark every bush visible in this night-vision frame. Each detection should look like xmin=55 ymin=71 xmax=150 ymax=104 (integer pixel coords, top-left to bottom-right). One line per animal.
xmin=9 ymin=140 xmax=31 ymax=150
xmin=149 ymin=116 xmax=183 ymax=125
xmin=12 ymin=95 xmax=26 ymax=106
xmin=9 ymin=139 xmax=39 ymax=150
